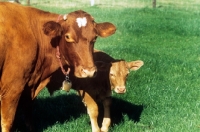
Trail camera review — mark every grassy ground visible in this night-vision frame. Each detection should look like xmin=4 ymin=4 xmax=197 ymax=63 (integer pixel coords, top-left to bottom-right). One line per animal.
xmin=6 ymin=0 xmax=200 ymax=11
xmin=11 ymin=1 xmax=200 ymax=132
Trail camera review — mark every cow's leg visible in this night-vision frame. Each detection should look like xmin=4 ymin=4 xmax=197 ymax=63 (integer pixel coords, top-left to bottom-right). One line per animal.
xmin=81 ymin=91 xmax=100 ymax=132
xmin=0 ymin=64 xmax=32 ymax=132
xmin=101 ymin=97 xmax=112 ymax=132
xmin=18 ymin=89 xmax=34 ymax=132
xmin=0 ymin=94 xmax=1 ymax=124
xmin=1 ymin=84 xmax=24 ymax=132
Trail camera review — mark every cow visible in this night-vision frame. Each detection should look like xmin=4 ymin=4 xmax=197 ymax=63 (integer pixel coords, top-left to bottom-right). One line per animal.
xmin=47 ymin=50 xmax=144 ymax=132
xmin=0 ymin=2 xmax=116 ymax=132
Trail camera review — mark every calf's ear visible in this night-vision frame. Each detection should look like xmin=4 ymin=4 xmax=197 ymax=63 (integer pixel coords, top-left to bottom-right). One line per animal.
xmin=96 ymin=22 xmax=116 ymax=37
xmin=43 ymin=21 xmax=62 ymax=38
xmin=127 ymin=60 xmax=144 ymax=71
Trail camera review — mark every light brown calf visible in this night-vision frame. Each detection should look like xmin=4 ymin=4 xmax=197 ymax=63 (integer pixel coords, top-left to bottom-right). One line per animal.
xmin=47 ymin=51 xmax=144 ymax=132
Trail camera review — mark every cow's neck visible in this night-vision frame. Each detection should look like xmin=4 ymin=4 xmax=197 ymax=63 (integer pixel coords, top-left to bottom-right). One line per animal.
xmin=34 ymin=11 xmax=67 ymax=73
xmin=29 ymin=12 xmax=66 ymax=85
xmin=31 ymin=10 xmax=71 ymax=94
xmin=33 ymin=45 xmax=70 ymax=99
xmin=56 ymin=45 xmax=70 ymax=76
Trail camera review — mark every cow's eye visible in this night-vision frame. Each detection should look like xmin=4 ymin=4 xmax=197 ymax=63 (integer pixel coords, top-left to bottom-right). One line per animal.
xmin=65 ymin=34 xmax=75 ymax=43
xmin=65 ymin=35 xmax=69 ymax=39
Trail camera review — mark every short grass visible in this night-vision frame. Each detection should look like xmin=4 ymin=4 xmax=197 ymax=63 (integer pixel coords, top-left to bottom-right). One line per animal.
xmin=12 ymin=1 xmax=200 ymax=132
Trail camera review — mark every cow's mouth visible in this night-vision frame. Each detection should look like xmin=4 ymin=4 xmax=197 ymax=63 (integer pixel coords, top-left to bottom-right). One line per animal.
xmin=74 ymin=65 xmax=97 ymax=78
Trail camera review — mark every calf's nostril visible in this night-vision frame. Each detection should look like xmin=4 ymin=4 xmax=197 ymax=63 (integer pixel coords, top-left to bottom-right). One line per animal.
xmin=117 ymin=88 xmax=126 ymax=92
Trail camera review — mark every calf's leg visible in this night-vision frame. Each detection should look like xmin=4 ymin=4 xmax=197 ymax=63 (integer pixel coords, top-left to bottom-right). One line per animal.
xmin=80 ymin=91 xmax=100 ymax=132
xmin=101 ymin=97 xmax=112 ymax=132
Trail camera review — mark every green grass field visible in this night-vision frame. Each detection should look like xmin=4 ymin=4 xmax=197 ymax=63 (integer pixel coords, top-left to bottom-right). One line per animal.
xmin=13 ymin=1 xmax=200 ymax=132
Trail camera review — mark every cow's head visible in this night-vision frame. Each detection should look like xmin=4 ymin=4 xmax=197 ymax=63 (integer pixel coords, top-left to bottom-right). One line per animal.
xmin=43 ymin=10 xmax=116 ymax=78
xmin=109 ymin=60 xmax=144 ymax=93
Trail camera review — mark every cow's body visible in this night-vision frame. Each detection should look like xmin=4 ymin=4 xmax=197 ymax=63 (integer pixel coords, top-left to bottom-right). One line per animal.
xmin=0 ymin=2 xmax=116 ymax=131
xmin=47 ymin=51 xmax=144 ymax=132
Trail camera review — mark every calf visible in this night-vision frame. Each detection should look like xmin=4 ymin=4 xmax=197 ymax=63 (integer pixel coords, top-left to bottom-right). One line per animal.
xmin=47 ymin=51 xmax=144 ymax=132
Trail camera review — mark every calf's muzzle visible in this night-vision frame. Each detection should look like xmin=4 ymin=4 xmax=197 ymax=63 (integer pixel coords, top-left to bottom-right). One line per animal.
xmin=115 ymin=87 xmax=126 ymax=94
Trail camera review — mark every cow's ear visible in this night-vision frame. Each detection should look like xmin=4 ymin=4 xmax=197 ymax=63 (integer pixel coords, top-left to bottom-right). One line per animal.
xmin=96 ymin=22 xmax=116 ymax=37
xmin=43 ymin=21 xmax=62 ymax=37
xmin=127 ymin=60 xmax=144 ymax=71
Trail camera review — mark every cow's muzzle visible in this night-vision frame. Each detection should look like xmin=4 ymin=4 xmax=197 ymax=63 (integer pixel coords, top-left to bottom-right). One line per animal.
xmin=75 ymin=66 xmax=97 ymax=78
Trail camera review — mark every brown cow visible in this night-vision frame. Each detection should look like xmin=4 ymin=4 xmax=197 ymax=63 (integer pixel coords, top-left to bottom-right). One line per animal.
xmin=47 ymin=51 xmax=144 ymax=132
xmin=0 ymin=2 xmax=116 ymax=132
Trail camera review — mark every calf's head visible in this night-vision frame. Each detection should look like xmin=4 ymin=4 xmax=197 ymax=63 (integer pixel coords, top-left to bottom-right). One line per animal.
xmin=43 ymin=10 xmax=116 ymax=78
xmin=110 ymin=60 xmax=144 ymax=93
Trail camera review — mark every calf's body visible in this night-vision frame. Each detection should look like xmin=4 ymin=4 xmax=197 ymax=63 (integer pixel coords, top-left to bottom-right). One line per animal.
xmin=47 ymin=51 xmax=144 ymax=132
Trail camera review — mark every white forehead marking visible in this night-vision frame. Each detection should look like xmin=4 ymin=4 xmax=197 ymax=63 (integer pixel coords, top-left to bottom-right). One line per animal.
xmin=76 ymin=17 xmax=87 ymax=28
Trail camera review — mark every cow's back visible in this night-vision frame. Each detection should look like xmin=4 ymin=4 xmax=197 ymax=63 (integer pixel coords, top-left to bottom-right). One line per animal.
xmin=0 ymin=2 xmax=33 ymax=40
xmin=0 ymin=2 xmax=39 ymax=71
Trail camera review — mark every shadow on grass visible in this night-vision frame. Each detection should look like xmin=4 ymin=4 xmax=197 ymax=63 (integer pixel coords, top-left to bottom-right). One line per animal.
xmin=112 ymin=97 xmax=143 ymax=123
xmin=13 ymin=94 xmax=86 ymax=132
xmin=13 ymin=94 xmax=143 ymax=132
xmin=98 ymin=97 xmax=144 ymax=127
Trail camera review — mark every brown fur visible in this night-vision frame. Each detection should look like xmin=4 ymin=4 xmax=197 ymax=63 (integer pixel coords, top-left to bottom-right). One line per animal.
xmin=0 ymin=2 xmax=116 ymax=132
xmin=47 ymin=51 xmax=144 ymax=132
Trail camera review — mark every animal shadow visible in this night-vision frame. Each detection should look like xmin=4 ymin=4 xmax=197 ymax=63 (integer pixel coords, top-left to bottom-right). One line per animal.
xmin=13 ymin=94 xmax=143 ymax=132
xmin=13 ymin=93 xmax=86 ymax=132
xmin=98 ymin=97 xmax=144 ymax=127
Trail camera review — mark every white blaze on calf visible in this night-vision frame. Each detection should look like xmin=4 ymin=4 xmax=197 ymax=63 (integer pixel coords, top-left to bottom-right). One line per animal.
xmin=76 ymin=17 xmax=87 ymax=28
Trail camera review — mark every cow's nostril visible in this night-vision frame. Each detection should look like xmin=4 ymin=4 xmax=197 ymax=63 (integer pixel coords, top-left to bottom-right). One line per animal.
xmin=92 ymin=70 xmax=97 ymax=77
xmin=81 ymin=67 xmax=97 ymax=78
